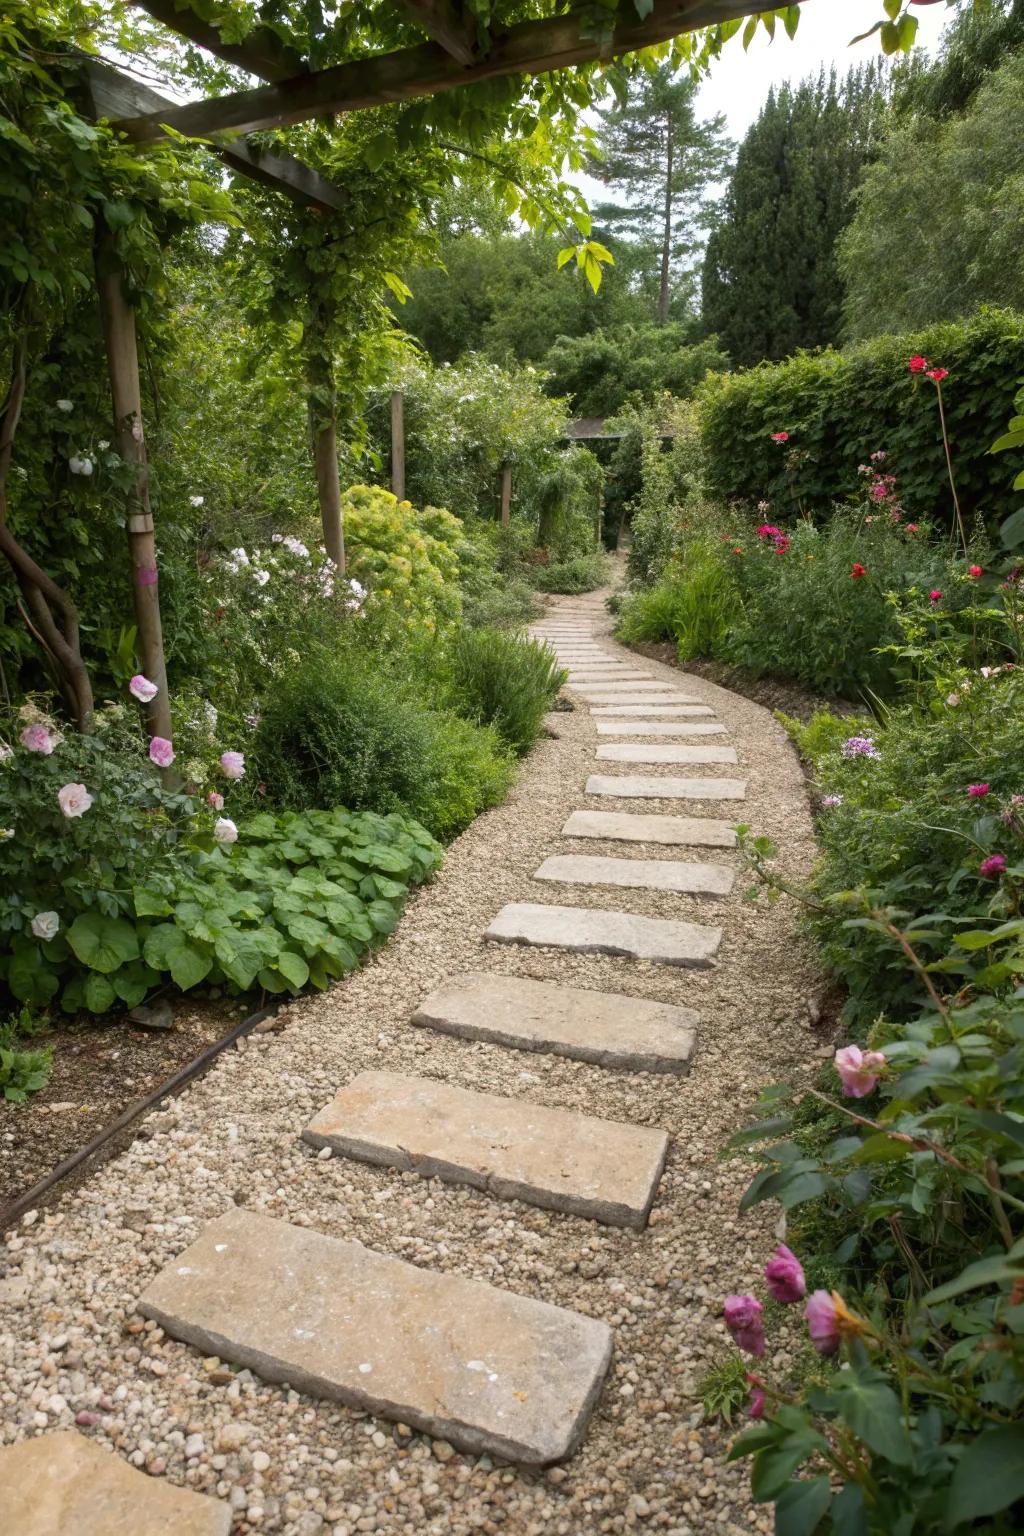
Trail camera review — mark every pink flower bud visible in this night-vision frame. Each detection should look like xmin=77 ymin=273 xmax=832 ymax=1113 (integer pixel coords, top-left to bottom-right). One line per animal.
xmin=764 ymin=1244 xmax=806 ymax=1304
xmin=723 ymin=1294 xmax=765 ymax=1358
xmin=834 ymin=1044 xmax=886 ymax=1098
xmin=805 ymin=1290 xmax=841 ymax=1355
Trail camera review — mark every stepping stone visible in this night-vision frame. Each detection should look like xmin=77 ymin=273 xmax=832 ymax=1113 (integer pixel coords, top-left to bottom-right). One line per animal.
xmin=575 ymin=680 xmax=689 ymax=692
xmin=587 ymin=775 xmax=746 ymax=801
xmin=562 ymin=810 xmax=737 ymax=847
xmin=412 ymin=971 xmax=698 ymax=1075
xmin=590 ymin=704 xmax=705 ymax=716
xmin=534 ymin=854 xmax=734 ymax=896
xmin=595 ymin=721 xmax=727 ymax=737
xmin=485 ymin=903 xmax=722 ymax=967
xmin=139 ymin=1208 xmax=612 ymax=1466
xmin=304 ymin=1070 xmax=669 ymax=1229
xmin=0 ymin=1431 xmax=230 ymax=1536
xmin=596 ymin=743 xmax=738 ymax=765
xmin=583 ymin=696 xmax=713 ymax=710
xmin=569 ymin=672 xmax=651 ymax=682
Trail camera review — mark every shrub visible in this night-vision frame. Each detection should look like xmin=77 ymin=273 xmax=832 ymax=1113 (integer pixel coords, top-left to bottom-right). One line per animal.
xmin=342 ymin=485 xmax=462 ymax=632
xmin=542 ymin=325 xmax=730 ymax=418
xmin=0 ymin=1011 xmax=53 ymax=1102
xmin=447 ymin=628 xmax=566 ymax=756
xmin=618 ymin=537 xmax=736 ymax=661
xmin=533 ymin=550 xmax=610 ymax=593
xmin=253 ymin=647 xmax=514 ymax=841
xmin=697 ymin=310 xmax=1024 ymax=533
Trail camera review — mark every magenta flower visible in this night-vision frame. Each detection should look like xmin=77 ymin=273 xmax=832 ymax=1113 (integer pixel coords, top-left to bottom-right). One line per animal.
xmin=220 ymin=750 xmax=245 ymax=781
xmin=979 ymin=854 xmax=1007 ymax=881
xmin=908 ymin=355 xmax=929 ymax=375
xmin=967 ymin=784 xmax=990 ymax=798
xmin=805 ymin=1291 xmax=841 ymax=1355
xmin=57 ymin=782 xmax=93 ymax=819
xmin=969 ymin=564 xmax=983 ymax=579
xmin=149 ymin=736 xmax=175 ymax=769
xmin=771 ymin=431 xmax=789 ymax=443
xmin=841 ymin=736 xmax=880 ymax=760
xmin=20 ymin=724 xmax=55 ymax=755
xmin=723 ymin=1294 xmax=765 ymax=1358
xmin=929 ymin=590 xmax=942 ymax=603
xmin=764 ymin=1244 xmax=806 ymax=1304
xmin=129 ymin=674 xmax=158 ymax=703
xmin=748 ymin=1388 xmax=766 ymax=1421
xmin=834 ymin=1044 xmax=887 ymax=1098
xmin=757 ymin=524 xmax=782 ymax=539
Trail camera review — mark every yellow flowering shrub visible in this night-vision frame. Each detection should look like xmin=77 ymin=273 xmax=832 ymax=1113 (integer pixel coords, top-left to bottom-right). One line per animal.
xmin=341 ymin=485 xmax=462 ymax=631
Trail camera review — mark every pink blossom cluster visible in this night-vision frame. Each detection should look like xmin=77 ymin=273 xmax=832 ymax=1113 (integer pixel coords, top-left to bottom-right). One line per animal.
xmin=841 ymin=735 xmax=880 ymax=760
xmin=756 ymin=523 xmax=790 ymax=554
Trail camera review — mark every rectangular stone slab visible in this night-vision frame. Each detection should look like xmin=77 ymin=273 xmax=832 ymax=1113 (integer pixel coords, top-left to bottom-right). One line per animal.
xmin=485 ymin=902 xmax=722 ymax=968
xmin=595 ymin=721 xmax=727 ymax=737
xmin=581 ymin=695 xmax=713 ymax=709
xmin=534 ymin=854 xmax=734 ymax=896
xmin=0 ymin=1431 xmax=230 ymax=1536
xmin=562 ymin=810 xmax=737 ymax=847
xmin=139 ymin=1208 xmax=612 ymax=1466
xmin=596 ymin=743 xmax=738 ymax=765
xmin=587 ymin=775 xmax=746 ymax=802
xmin=575 ymin=680 xmax=691 ymax=692
xmin=303 ymin=1070 xmax=669 ymax=1229
xmin=590 ymin=704 xmax=704 ymax=715
xmin=411 ymin=971 xmax=698 ymax=1074
xmin=569 ymin=672 xmax=652 ymax=683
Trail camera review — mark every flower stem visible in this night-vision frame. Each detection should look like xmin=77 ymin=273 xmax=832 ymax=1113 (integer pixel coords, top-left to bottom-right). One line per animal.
xmin=934 ymin=382 xmax=967 ymax=557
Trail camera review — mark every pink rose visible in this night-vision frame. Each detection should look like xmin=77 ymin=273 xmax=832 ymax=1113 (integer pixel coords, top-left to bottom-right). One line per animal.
xmin=220 ymin=751 xmax=245 ymax=781
xmin=57 ymin=782 xmax=93 ymax=818
xmin=764 ymin=1244 xmax=806 ymax=1304
xmin=129 ymin=674 xmax=158 ymax=703
xmin=834 ymin=1044 xmax=886 ymax=1098
xmin=20 ymin=724 xmax=54 ymax=755
xmin=148 ymin=736 xmax=175 ymax=769
xmin=207 ymin=791 xmax=225 ymax=811
xmin=723 ymin=1294 xmax=765 ymax=1358
xmin=805 ymin=1290 xmax=841 ymax=1355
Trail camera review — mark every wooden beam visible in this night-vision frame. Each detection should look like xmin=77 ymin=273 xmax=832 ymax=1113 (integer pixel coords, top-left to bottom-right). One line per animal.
xmin=113 ymin=0 xmax=763 ymax=143
xmin=80 ymin=59 xmax=347 ymax=212
xmin=131 ymin=0 xmax=306 ymax=80
xmin=399 ymin=0 xmax=477 ymax=66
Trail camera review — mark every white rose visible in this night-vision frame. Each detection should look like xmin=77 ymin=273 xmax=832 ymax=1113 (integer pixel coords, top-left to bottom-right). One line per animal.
xmin=253 ymin=569 xmax=270 ymax=587
xmin=57 ymin=782 xmax=93 ymax=818
xmin=214 ymin=817 xmax=238 ymax=845
xmin=31 ymin=911 xmax=60 ymax=941
xmin=189 ymin=494 xmax=205 ymax=507
xmin=98 ymin=439 xmax=110 ymax=450
xmin=56 ymin=399 xmax=73 ymax=412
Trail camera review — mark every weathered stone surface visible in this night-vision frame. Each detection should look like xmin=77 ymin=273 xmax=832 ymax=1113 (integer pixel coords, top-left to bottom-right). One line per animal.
xmin=586 ymin=775 xmax=746 ymax=802
xmin=561 ymin=810 xmax=737 ymax=847
xmin=412 ymin=971 xmax=698 ymax=1074
xmin=485 ymin=902 xmax=722 ymax=967
xmin=569 ymin=673 xmax=652 ymax=683
xmin=575 ymin=680 xmax=691 ymax=692
xmin=595 ymin=721 xmax=727 ymax=736
xmin=304 ymin=1071 xmax=669 ymax=1228
xmin=139 ymin=1208 xmax=612 ymax=1466
xmin=0 ymin=1431 xmax=230 ymax=1536
xmin=534 ymin=854 xmax=734 ymax=896
xmin=581 ymin=695 xmax=713 ymax=709
xmin=596 ymin=743 xmax=738 ymax=765
xmin=590 ymin=704 xmax=705 ymax=716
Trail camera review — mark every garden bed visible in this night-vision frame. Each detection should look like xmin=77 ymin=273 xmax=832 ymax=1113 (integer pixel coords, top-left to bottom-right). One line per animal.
xmin=0 ymin=997 xmax=251 ymax=1221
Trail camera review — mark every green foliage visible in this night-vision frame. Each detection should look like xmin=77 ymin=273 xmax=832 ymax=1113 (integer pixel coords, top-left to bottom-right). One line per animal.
xmin=0 ymin=1010 xmax=52 ymax=1102
xmin=699 ymin=1354 xmax=753 ymax=1427
xmin=544 ymin=326 xmax=728 ymax=428
xmin=252 ymin=645 xmax=514 ymax=842
xmin=702 ymin=63 xmax=892 ymax=364
xmin=618 ymin=538 xmax=736 ymax=662
xmin=446 ymin=628 xmax=566 ymax=756
xmin=697 ymin=311 xmax=1024 ymax=533
xmin=343 ymin=485 xmax=462 ymax=633
xmin=840 ymin=51 xmax=1024 ymax=340
xmin=532 ymin=551 xmax=610 ymax=594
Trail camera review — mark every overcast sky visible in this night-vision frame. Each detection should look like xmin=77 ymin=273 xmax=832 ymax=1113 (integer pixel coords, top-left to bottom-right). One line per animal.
xmin=576 ymin=0 xmax=952 ymax=206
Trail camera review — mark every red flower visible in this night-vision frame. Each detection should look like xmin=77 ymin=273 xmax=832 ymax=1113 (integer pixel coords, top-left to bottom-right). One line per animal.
xmin=908 ymin=355 xmax=929 ymax=374
xmin=926 ymin=367 xmax=949 ymax=383
xmin=771 ymin=431 xmax=789 ymax=443
xmin=732 ymin=546 xmax=744 ymax=556
xmin=929 ymin=590 xmax=942 ymax=603
xmin=774 ymin=534 xmax=791 ymax=553
xmin=906 ymin=523 xmax=919 ymax=533
xmin=850 ymin=563 xmax=867 ymax=580
xmin=969 ymin=565 xmax=983 ymax=578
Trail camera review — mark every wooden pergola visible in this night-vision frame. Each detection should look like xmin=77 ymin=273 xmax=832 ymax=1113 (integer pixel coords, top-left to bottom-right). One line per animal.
xmin=69 ymin=0 xmax=763 ymax=743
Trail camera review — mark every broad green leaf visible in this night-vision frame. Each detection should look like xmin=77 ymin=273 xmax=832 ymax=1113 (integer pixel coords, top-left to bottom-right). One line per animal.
xmin=832 ymin=1373 xmax=912 ymax=1464
xmin=134 ymin=886 xmax=173 ymax=917
xmin=68 ymin=912 xmax=140 ymax=973
xmin=947 ymin=1425 xmax=1024 ymax=1525
xmin=276 ymin=950 xmax=310 ymax=990
xmin=8 ymin=948 xmax=60 ymax=1006
xmin=83 ymin=972 xmax=116 ymax=1013
xmin=775 ymin=1477 xmax=831 ymax=1536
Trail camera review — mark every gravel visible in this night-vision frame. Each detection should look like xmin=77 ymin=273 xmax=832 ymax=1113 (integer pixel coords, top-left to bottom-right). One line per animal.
xmin=0 ymin=587 xmax=824 ymax=1536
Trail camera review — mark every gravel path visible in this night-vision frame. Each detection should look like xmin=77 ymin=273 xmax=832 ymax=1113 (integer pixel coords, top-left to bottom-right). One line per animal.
xmin=0 ymin=589 xmax=824 ymax=1536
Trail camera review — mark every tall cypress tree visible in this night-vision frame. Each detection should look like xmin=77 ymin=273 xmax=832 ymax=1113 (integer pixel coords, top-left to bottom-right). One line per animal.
xmin=590 ymin=64 xmax=732 ymax=324
xmin=702 ymin=63 xmax=890 ymax=365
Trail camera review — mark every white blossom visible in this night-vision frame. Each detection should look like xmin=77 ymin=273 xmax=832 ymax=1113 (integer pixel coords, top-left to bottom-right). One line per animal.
xmin=31 ymin=911 xmax=60 ymax=941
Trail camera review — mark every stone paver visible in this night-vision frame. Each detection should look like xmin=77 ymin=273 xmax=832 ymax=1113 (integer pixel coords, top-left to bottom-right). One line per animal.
xmin=138 ymin=1208 xmax=613 ymax=1466
xmin=596 ymin=743 xmax=738 ymax=766
xmin=485 ymin=902 xmax=722 ymax=967
xmin=575 ymin=680 xmax=694 ymax=693
xmin=533 ymin=854 xmax=734 ymax=896
xmin=562 ymin=809 xmax=737 ymax=847
xmin=0 ymin=1431 xmax=230 ymax=1536
xmin=594 ymin=721 xmax=727 ymax=736
xmin=303 ymin=1070 xmax=669 ymax=1228
xmin=411 ymin=971 xmax=698 ymax=1074
xmin=589 ymin=704 xmax=705 ymax=715
xmin=586 ymin=775 xmax=746 ymax=801
xmin=582 ymin=695 xmax=713 ymax=708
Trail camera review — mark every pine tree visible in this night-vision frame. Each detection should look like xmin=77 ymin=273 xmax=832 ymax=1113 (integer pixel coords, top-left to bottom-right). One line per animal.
xmin=589 ymin=64 xmax=732 ymax=325
xmin=702 ymin=63 xmax=890 ymax=365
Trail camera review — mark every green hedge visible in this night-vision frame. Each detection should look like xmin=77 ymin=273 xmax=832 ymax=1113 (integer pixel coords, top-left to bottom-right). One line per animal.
xmin=697 ymin=311 xmax=1024 ymax=529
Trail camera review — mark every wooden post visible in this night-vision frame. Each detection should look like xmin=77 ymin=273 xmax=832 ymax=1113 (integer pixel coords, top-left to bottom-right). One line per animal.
xmin=305 ymin=346 xmax=345 ymax=570
xmin=500 ymin=461 xmax=512 ymax=527
xmin=94 ymin=223 xmax=172 ymax=745
xmin=391 ymin=389 xmax=405 ymax=501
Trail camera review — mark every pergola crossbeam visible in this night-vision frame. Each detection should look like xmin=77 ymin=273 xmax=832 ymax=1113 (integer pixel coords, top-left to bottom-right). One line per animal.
xmin=398 ymin=0 xmax=478 ymax=66
xmin=113 ymin=0 xmax=755 ymax=144
xmin=132 ymin=0 xmax=307 ymax=80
